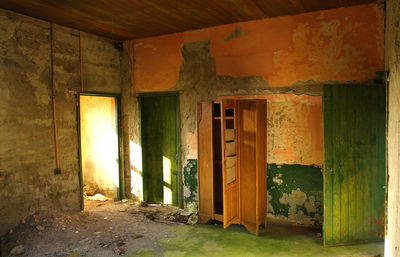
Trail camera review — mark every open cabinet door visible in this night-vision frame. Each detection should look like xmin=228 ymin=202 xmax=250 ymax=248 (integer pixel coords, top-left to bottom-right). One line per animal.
xmin=323 ymin=84 xmax=386 ymax=246
xmin=238 ymin=100 xmax=266 ymax=235
xmin=255 ymin=100 xmax=267 ymax=232
xmin=197 ymin=102 xmax=214 ymax=223
xmin=221 ymin=100 xmax=239 ymax=228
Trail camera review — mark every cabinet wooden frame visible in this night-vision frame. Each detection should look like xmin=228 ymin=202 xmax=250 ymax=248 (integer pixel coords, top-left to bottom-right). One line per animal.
xmin=197 ymin=99 xmax=266 ymax=235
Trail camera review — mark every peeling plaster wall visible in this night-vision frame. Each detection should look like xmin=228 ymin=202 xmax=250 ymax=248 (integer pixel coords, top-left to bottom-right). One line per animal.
xmin=218 ymin=94 xmax=323 ymax=166
xmin=267 ymin=164 xmax=323 ymax=227
xmin=385 ymin=0 xmax=400 ymax=255
xmin=0 ymin=10 xmax=131 ymax=235
xmin=133 ymin=4 xmax=384 ymax=91
xmin=128 ymin=4 xmax=384 ymax=226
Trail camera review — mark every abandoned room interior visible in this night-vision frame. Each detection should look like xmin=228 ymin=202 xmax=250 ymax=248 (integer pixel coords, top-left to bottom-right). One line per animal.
xmin=0 ymin=0 xmax=400 ymax=256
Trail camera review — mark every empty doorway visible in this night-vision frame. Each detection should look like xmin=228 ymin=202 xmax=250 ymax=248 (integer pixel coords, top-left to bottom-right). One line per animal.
xmin=79 ymin=94 xmax=123 ymax=206
xmin=139 ymin=93 xmax=181 ymax=206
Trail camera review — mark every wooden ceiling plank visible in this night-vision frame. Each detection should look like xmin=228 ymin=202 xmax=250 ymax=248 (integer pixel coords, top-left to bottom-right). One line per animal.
xmin=227 ymin=0 xmax=269 ymax=20
xmin=0 ymin=0 xmax=378 ymax=40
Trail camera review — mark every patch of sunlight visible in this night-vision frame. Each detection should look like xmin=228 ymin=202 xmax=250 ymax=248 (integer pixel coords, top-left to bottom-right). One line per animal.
xmin=130 ymin=142 xmax=142 ymax=172
xmin=163 ymin=156 xmax=172 ymax=204
xmin=130 ymin=142 xmax=143 ymax=200
xmin=385 ymin=235 xmax=393 ymax=257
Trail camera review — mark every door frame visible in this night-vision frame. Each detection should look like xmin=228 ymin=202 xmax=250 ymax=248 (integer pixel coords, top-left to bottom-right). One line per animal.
xmin=138 ymin=91 xmax=182 ymax=208
xmin=77 ymin=92 xmax=125 ymax=210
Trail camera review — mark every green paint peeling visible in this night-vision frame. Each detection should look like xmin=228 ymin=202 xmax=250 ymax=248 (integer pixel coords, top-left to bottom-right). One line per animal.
xmin=183 ymin=159 xmax=198 ymax=204
xmin=183 ymin=161 xmax=322 ymax=225
xmin=267 ymin=164 xmax=323 ymax=227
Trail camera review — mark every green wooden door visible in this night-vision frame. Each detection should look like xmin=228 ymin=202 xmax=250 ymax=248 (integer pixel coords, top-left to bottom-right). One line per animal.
xmin=140 ymin=94 xmax=180 ymax=206
xmin=323 ymin=84 xmax=386 ymax=246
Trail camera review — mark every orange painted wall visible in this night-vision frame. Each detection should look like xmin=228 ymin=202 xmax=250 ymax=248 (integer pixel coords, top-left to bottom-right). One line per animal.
xmin=218 ymin=94 xmax=323 ymax=166
xmin=132 ymin=4 xmax=384 ymax=91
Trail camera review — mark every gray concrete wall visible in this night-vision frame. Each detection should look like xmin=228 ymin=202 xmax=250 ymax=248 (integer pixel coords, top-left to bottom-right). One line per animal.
xmin=385 ymin=0 xmax=400 ymax=256
xmin=0 ymin=9 xmax=130 ymax=235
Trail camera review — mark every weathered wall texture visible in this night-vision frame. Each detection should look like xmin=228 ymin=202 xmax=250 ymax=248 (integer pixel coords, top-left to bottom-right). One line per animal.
xmin=267 ymin=164 xmax=323 ymax=227
xmin=385 ymin=0 xmax=400 ymax=255
xmin=218 ymin=94 xmax=323 ymax=166
xmin=133 ymin=4 xmax=384 ymax=91
xmin=0 ymin=9 xmax=130 ymax=235
xmin=128 ymin=4 xmax=384 ymax=226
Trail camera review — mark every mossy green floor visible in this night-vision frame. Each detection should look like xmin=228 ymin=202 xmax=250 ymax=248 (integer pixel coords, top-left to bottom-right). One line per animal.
xmin=132 ymin=223 xmax=383 ymax=257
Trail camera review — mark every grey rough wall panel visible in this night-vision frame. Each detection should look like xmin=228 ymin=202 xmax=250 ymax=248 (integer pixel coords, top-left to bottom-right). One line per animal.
xmin=0 ymin=9 xmax=126 ymax=235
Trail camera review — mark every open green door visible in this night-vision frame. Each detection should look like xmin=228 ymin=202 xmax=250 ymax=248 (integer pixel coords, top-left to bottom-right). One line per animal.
xmin=323 ymin=84 xmax=386 ymax=246
xmin=140 ymin=93 xmax=180 ymax=206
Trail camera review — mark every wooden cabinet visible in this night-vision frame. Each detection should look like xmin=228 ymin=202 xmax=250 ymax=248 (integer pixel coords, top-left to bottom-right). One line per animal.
xmin=197 ymin=99 xmax=266 ymax=235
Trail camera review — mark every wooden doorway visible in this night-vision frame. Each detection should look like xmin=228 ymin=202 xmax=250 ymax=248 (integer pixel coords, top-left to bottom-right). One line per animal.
xmin=139 ymin=93 xmax=181 ymax=206
xmin=78 ymin=93 xmax=124 ymax=208
xmin=323 ymin=84 xmax=386 ymax=246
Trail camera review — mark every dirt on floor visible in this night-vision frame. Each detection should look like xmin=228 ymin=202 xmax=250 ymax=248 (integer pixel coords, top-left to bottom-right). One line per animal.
xmin=1 ymin=199 xmax=192 ymax=257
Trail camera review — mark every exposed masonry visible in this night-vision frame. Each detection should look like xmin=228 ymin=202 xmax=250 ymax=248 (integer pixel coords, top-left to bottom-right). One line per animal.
xmin=0 ymin=9 xmax=131 ymax=235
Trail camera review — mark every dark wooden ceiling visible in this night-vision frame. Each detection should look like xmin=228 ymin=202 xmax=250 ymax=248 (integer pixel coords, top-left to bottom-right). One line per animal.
xmin=0 ymin=0 xmax=378 ymax=41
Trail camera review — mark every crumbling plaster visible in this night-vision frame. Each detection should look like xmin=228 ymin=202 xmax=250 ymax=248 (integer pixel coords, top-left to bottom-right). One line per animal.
xmin=0 ymin=9 xmax=132 ymax=235
xmin=133 ymin=4 xmax=384 ymax=92
xmin=127 ymin=3 xmax=384 ymax=226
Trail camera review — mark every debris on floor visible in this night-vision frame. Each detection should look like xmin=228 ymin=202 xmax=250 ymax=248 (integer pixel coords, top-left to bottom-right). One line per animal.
xmin=9 ymin=245 xmax=25 ymax=256
xmin=2 ymin=199 xmax=198 ymax=257
xmin=180 ymin=202 xmax=199 ymax=225
xmin=83 ymin=184 xmax=97 ymax=197
xmin=86 ymin=193 xmax=111 ymax=202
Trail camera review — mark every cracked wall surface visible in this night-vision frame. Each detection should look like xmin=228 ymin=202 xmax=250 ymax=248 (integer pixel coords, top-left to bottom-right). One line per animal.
xmin=0 ymin=9 xmax=131 ymax=235
xmin=128 ymin=3 xmax=384 ymax=226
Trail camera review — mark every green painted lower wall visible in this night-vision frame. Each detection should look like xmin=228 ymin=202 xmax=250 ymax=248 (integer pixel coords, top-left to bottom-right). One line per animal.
xmin=183 ymin=160 xmax=323 ymax=227
xmin=267 ymin=164 xmax=323 ymax=227
xmin=183 ymin=159 xmax=198 ymax=204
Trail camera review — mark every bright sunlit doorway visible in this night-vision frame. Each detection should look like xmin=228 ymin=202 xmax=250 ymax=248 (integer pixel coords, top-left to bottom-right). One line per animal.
xmin=78 ymin=93 xmax=123 ymax=209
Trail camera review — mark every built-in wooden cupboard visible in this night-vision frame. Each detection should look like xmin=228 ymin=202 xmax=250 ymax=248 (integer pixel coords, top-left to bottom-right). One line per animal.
xmin=197 ymin=99 xmax=266 ymax=235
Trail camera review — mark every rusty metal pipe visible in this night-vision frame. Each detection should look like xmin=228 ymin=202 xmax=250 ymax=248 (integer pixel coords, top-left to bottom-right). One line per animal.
xmin=50 ymin=23 xmax=60 ymax=169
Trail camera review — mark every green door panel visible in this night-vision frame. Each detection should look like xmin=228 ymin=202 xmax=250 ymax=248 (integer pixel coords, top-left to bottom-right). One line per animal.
xmin=140 ymin=94 xmax=180 ymax=206
xmin=323 ymin=84 xmax=386 ymax=246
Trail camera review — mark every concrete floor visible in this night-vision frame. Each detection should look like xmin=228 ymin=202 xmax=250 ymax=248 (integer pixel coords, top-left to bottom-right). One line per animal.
xmin=2 ymin=200 xmax=383 ymax=257
xmin=133 ymin=223 xmax=384 ymax=257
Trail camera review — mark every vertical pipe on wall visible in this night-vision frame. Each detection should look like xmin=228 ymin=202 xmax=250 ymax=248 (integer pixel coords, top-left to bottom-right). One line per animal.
xmin=79 ymin=31 xmax=84 ymax=92
xmin=50 ymin=23 xmax=60 ymax=169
